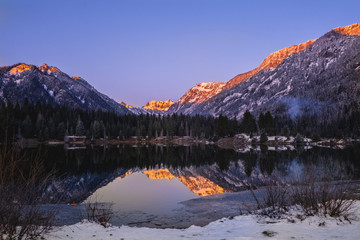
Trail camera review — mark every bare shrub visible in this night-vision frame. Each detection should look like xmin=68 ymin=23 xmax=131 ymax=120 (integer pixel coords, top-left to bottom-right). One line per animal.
xmin=249 ymin=167 xmax=357 ymax=219
xmin=0 ymin=143 xmax=55 ymax=240
xmin=249 ymin=181 xmax=289 ymax=217
xmin=290 ymin=169 xmax=357 ymax=217
xmin=263 ymin=183 xmax=289 ymax=211
xmin=81 ymin=196 xmax=114 ymax=227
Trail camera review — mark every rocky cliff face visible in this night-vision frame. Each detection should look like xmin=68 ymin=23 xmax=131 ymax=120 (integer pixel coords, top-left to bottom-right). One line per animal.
xmin=0 ymin=63 xmax=131 ymax=114
xmin=171 ymin=23 xmax=360 ymax=120
xmin=170 ymin=82 xmax=226 ymax=114
xmin=120 ymin=101 xmax=134 ymax=108
xmin=224 ymin=40 xmax=315 ymax=90
xmin=177 ymin=82 xmax=227 ymax=104
xmin=169 ymin=40 xmax=315 ymax=114
xmin=334 ymin=23 xmax=360 ymax=36
xmin=143 ymin=99 xmax=175 ymax=111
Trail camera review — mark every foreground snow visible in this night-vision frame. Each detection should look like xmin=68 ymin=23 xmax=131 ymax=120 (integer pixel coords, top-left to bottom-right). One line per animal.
xmin=48 ymin=203 xmax=360 ymax=240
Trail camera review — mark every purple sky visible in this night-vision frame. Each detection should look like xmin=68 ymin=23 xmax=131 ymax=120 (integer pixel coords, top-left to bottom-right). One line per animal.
xmin=0 ymin=0 xmax=359 ymax=107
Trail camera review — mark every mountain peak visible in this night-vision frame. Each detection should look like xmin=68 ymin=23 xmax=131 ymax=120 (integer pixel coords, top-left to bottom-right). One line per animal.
xmin=1 ymin=62 xmax=131 ymax=115
xmin=8 ymin=63 xmax=34 ymax=75
xmin=334 ymin=23 xmax=360 ymax=36
xmin=120 ymin=101 xmax=134 ymax=108
xmin=177 ymin=82 xmax=227 ymax=104
xmin=143 ymin=99 xmax=174 ymax=111
xmin=38 ymin=63 xmax=61 ymax=74
xmin=224 ymin=39 xmax=316 ymax=89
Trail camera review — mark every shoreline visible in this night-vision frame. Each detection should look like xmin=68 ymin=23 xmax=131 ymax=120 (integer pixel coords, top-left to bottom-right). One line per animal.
xmin=44 ymin=188 xmax=265 ymax=229
xmin=12 ymin=135 xmax=360 ymax=150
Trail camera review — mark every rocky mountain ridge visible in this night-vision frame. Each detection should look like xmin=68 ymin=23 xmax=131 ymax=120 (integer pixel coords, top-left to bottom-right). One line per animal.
xmin=170 ymin=82 xmax=227 ymax=114
xmin=2 ymin=23 xmax=360 ymax=120
xmin=143 ymin=99 xmax=175 ymax=111
xmin=169 ymin=23 xmax=360 ymax=120
xmin=0 ymin=63 xmax=131 ymax=114
xmin=169 ymin=40 xmax=315 ymax=114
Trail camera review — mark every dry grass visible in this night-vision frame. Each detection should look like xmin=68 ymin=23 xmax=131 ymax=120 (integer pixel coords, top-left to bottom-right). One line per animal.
xmin=80 ymin=196 xmax=114 ymax=228
xmin=250 ymin=167 xmax=358 ymax=219
xmin=290 ymin=170 xmax=357 ymax=217
xmin=0 ymin=143 xmax=55 ymax=240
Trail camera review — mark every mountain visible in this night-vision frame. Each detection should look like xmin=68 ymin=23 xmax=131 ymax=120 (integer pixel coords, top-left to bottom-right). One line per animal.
xmin=223 ymin=39 xmax=315 ymax=90
xmin=120 ymin=101 xmax=151 ymax=114
xmin=120 ymin=101 xmax=134 ymax=109
xmin=120 ymin=100 xmax=167 ymax=115
xmin=170 ymin=82 xmax=226 ymax=114
xmin=169 ymin=40 xmax=315 ymax=114
xmin=143 ymin=99 xmax=175 ymax=111
xmin=0 ymin=63 xmax=131 ymax=114
xmin=169 ymin=23 xmax=360 ymax=120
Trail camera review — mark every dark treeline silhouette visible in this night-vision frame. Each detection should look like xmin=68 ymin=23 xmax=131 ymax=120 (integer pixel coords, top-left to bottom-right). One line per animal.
xmin=27 ymin=144 xmax=359 ymax=181
xmin=29 ymin=145 xmax=239 ymax=175
xmin=0 ymin=100 xmax=359 ymax=141
xmin=0 ymin=99 xmax=222 ymax=141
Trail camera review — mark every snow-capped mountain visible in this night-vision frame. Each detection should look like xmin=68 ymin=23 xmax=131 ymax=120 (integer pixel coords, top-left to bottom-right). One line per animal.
xmin=170 ymin=23 xmax=360 ymax=120
xmin=168 ymin=40 xmax=315 ymax=115
xmin=0 ymin=63 xmax=131 ymax=114
xmin=170 ymin=82 xmax=227 ymax=114
xmin=119 ymin=100 xmax=175 ymax=115
xmin=143 ymin=99 xmax=175 ymax=111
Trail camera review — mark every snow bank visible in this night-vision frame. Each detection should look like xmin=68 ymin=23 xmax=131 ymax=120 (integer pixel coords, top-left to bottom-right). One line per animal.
xmin=47 ymin=202 xmax=360 ymax=240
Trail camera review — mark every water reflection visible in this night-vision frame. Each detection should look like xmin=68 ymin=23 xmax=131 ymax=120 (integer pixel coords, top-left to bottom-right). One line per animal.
xmin=33 ymin=144 xmax=360 ymax=207
xmin=89 ymin=172 xmax=197 ymax=214
xmin=144 ymin=169 xmax=230 ymax=196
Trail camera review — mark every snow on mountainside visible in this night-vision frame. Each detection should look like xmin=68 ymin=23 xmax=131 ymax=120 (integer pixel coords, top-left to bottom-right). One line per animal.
xmin=169 ymin=40 xmax=315 ymax=114
xmin=119 ymin=99 xmax=174 ymax=114
xmin=171 ymin=23 xmax=360 ymax=120
xmin=178 ymin=82 xmax=227 ymax=104
xmin=224 ymin=39 xmax=315 ymax=90
xmin=143 ymin=99 xmax=175 ymax=111
xmin=0 ymin=63 xmax=131 ymax=114
xmin=170 ymin=82 xmax=226 ymax=114
xmin=43 ymin=169 xmax=128 ymax=204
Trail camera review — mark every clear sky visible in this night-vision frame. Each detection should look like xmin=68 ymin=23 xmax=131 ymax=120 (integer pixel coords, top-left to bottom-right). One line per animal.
xmin=0 ymin=0 xmax=359 ymax=107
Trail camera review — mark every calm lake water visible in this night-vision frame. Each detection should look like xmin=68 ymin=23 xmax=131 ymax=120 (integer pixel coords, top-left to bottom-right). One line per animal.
xmin=31 ymin=144 xmax=360 ymax=214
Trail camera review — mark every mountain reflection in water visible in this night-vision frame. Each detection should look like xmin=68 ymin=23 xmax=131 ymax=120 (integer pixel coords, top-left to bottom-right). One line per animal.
xmin=88 ymin=171 xmax=197 ymax=214
xmin=144 ymin=169 xmax=230 ymax=196
xmin=32 ymin=144 xmax=360 ymax=207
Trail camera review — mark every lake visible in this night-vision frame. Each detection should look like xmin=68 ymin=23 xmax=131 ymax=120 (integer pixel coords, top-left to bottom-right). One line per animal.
xmin=22 ymin=143 xmax=360 ymax=226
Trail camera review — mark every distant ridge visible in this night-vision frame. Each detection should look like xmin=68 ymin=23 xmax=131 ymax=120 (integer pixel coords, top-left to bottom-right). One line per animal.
xmin=169 ymin=23 xmax=360 ymax=121
xmin=0 ymin=63 xmax=131 ymax=114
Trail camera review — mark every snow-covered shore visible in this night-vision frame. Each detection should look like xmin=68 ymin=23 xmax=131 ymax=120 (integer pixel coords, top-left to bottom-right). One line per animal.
xmin=47 ymin=202 xmax=360 ymax=240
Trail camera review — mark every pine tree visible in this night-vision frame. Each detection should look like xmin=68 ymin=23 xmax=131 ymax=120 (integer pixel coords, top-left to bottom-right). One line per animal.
xmin=75 ymin=117 xmax=86 ymax=136
xmin=260 ymin=132 xmax=268 ymax=143
xmin=215 ymin=115 xmax=229 ymax=137
xmin=92 ymin=120 xmax=103 ymax=138
xmin=241 ymin=110 xmax=257 ymax=134
xmin=264 ymin=111 xmax=276 ymax=135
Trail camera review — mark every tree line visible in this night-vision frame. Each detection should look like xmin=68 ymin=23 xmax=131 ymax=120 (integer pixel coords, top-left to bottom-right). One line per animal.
xmin=0 ymin=99 xmax=359 ymax=141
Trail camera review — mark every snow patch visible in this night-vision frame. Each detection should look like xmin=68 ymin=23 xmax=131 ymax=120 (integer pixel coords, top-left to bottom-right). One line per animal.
xmin=223 ymin=93 xmax=242 ymax=103
xmin=15 ymin=78 xmax=24 ymax=85
xmin=48 ymin=201 xmax=360 ymax=240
